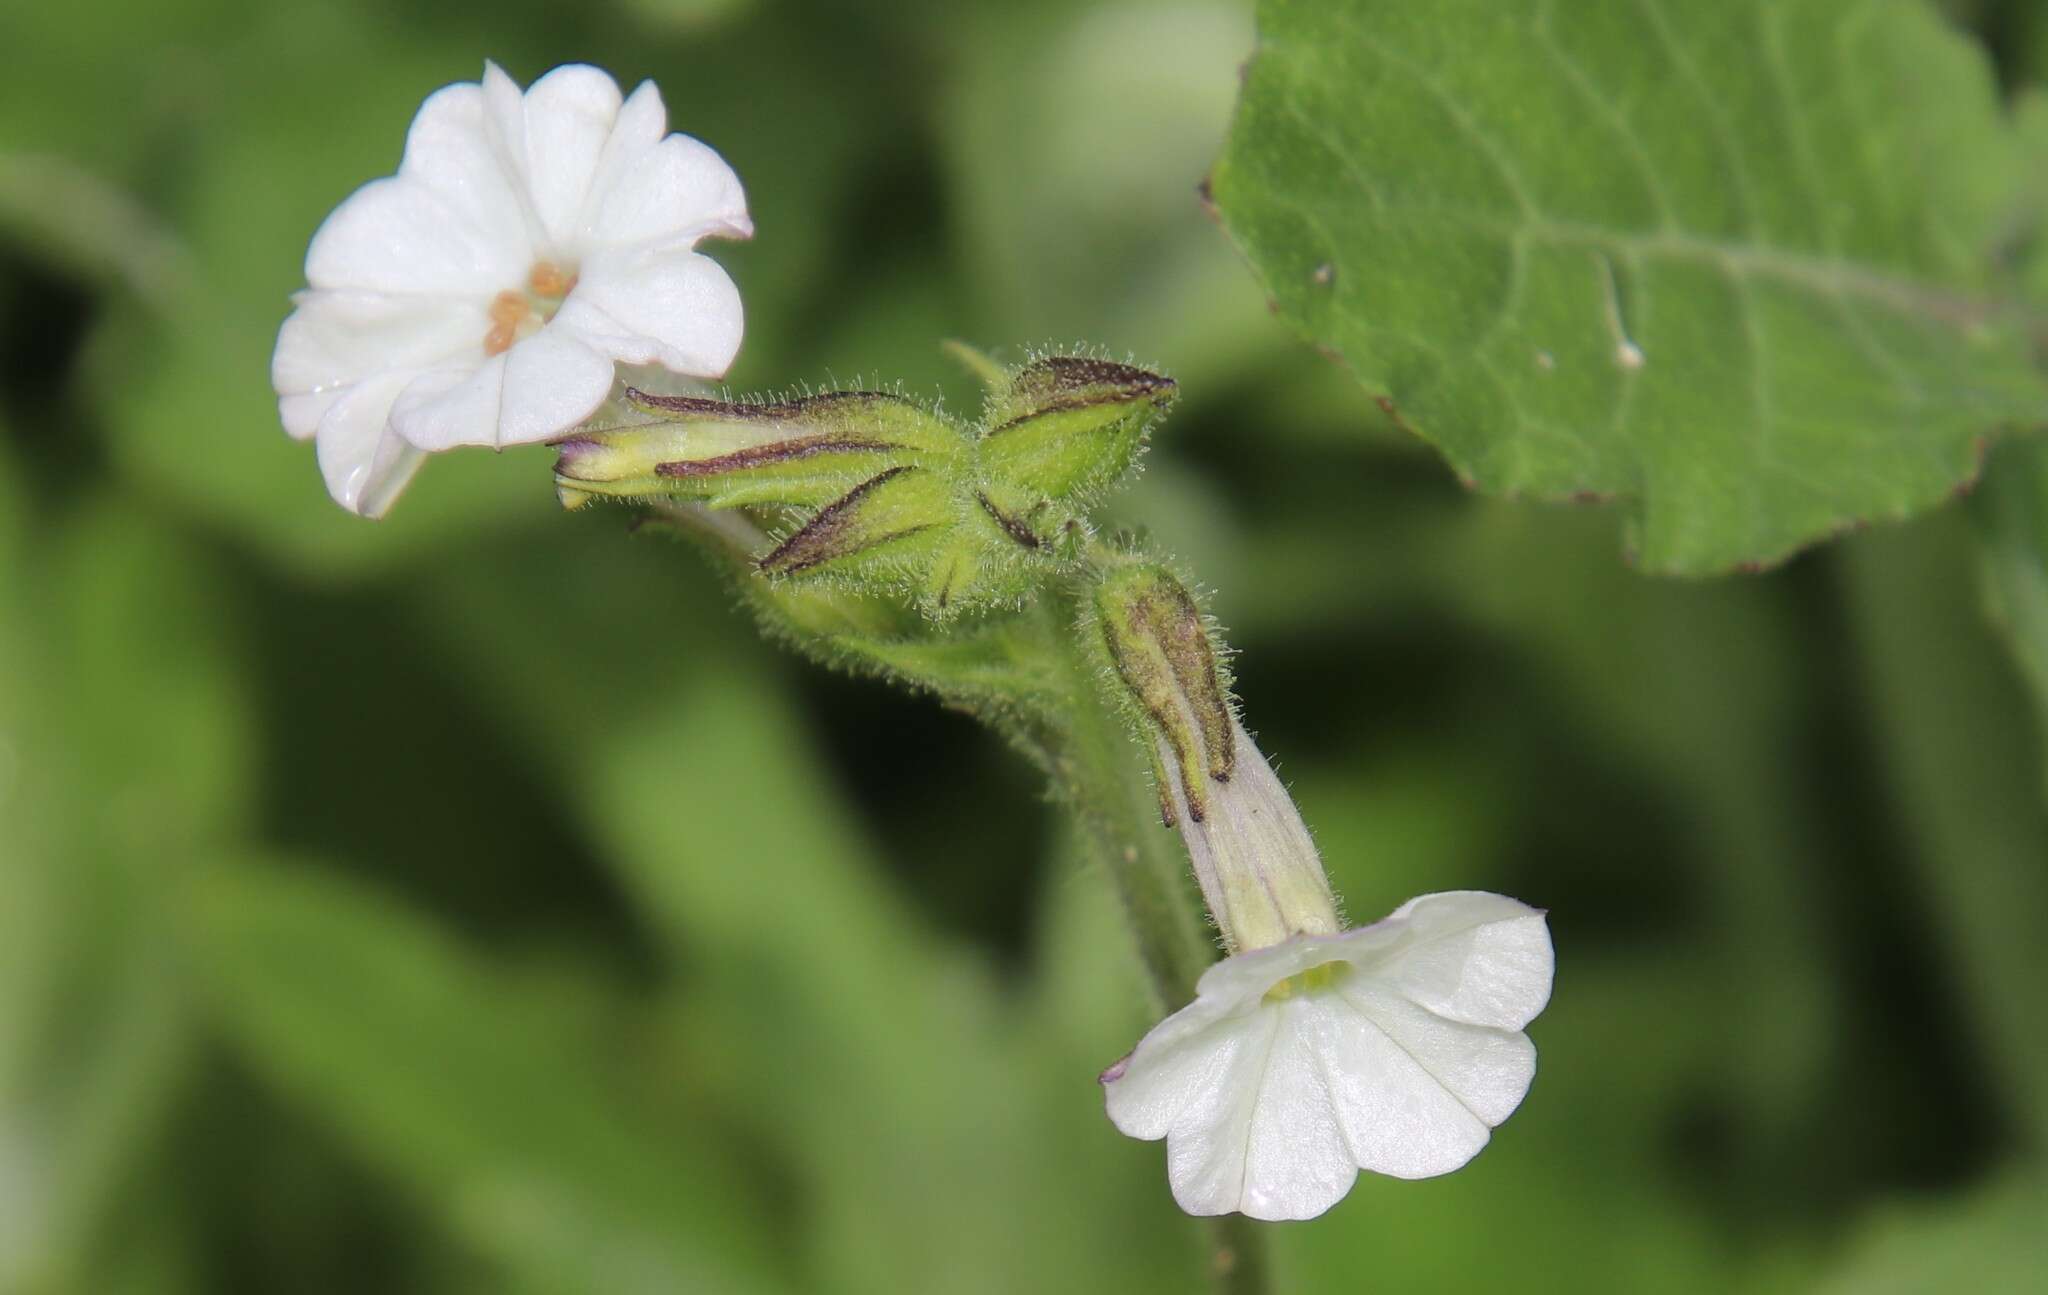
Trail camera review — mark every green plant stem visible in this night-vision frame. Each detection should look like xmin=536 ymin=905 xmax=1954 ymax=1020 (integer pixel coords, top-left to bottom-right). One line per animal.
xmin=1031 ymin=595 xmax=1272 ymax=1295
xmin=672 ymin=529 xmax=1271 ymax=1293
xmin=1206 ymin=1214 xmax=1271 ymax=1295
xmin=1036 ymin=592 xmax=1214 ymax=1007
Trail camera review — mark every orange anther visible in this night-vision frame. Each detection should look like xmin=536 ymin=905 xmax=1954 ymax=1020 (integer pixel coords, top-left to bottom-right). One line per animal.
xmin=528 ymin=261 xmax=576 ymax=299
xmin=484 ymin=289 xmax=528 ymax=356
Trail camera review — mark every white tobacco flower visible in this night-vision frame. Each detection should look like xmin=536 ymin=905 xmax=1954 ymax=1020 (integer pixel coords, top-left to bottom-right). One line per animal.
xmin=1102 ymin=890 xmax=1553 ymax=1222
xmin=271 ymin=62 xmax=752 ymax=516
xmin=1084 ymin=591 xmax=1556 ymax=1223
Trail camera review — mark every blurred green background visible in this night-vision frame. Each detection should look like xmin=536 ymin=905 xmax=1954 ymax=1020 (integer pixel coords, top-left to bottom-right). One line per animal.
xmin=5 ymin=0 xmax=2048 ymax=1290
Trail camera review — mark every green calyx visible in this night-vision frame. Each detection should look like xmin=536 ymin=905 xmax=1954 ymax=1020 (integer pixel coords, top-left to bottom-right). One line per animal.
xmin=553 ymin=351 xmax=1176 ymax=620
xmin=1086 ymin=558 xmax=1235 ymax=827
xmin=578 ymin=349 xmax=1232 ymax=1018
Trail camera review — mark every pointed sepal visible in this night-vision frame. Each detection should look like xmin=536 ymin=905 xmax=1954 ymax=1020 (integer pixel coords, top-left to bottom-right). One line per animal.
xmin=980 ymin=356 xmax=1176 ymax=501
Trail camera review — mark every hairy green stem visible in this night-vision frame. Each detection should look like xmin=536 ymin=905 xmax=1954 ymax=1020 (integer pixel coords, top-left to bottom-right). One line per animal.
xmin=1032 ymin=595 xmax=1271 ymax=1295
xmin=656 ymin=525 xmax=1269 ymax=1293
xmin=1037 ymin=594 xmax=1214 ymax=1006
xmin=1206 ymin=1214 xmax=1271 ymax=1295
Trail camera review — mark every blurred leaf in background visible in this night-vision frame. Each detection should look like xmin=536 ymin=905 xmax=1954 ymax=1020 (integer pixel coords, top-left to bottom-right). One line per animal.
xmin=191 ymin=859 xmax=782 ymax=1294
xmin=1975 ymin=441 xmax=2048 ymax=798
xmin=1 ymin=492 xmax=253 ymax=1291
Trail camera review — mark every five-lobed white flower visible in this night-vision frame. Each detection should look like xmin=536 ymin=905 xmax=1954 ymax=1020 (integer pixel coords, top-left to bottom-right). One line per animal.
xmin=270 ymin=62 xmax=752 ymax=516
xmin=1105 ymin=715 xmax=1553 ymax=1222
xmin=1102 ymin=890 xmax=1553 ymax=1222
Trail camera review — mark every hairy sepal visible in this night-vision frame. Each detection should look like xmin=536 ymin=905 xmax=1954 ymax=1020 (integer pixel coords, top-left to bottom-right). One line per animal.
xmin=553 ymin=352 xmax=1177 ymax=622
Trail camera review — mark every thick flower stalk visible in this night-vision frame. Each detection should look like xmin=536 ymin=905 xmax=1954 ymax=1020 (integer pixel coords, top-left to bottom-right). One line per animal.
xmin=271 ymin=62 xmax=751 ymax=515
xmin=1092 ymin=561 xmax=1555 ymax=1221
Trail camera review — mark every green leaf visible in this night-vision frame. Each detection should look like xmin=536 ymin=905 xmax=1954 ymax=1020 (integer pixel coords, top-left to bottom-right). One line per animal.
xmin=1212 ymin=0 xmax=2048 ymax=573
xmin=190 ymin=862 xmax=783 ymax=1295
xmin=2009 ymin=92 xmax=2048 ymax=303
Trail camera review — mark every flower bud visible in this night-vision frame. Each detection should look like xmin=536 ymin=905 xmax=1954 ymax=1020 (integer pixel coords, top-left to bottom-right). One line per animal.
xmin=1094 ymin=563 xmax=1233 ymax=820
xmin=980 ymin=356 xmax=1175 ymax=502
xmin=1094 ymin=561 xmax=1338 ymax=953
xmin=553 ymin=388 xmax=975 ymax=589
xmin=550 ymin=358 xmax=1176 ymax=619
xmin=755 ymin=465 xmax=954 ymax=579
xmin=552 ymin=388 xmax=954 ymax=511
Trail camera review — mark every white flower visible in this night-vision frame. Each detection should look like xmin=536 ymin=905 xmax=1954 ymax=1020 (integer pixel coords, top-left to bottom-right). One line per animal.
xmin=1094 ymin=563 xmax=1558 ymax=1218
xmin=270 ymin=62 xmax=752 ymax=516
xmin=1102 ymin=890 xmax=1553 ymax=1222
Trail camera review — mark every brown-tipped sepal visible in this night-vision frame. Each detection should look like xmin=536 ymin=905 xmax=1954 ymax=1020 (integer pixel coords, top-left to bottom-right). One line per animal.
xmin=980 ymin=356 xmax=1176 ymax=501
xmin=1092 ymin=560 xmax=1234 ymax=821
xmin=1092 ymin=561 xmax=1343 ymax=954
xmin=550 ymin=354 xmax=1181 ymax=621
xmin=551 ymin=389 xmax=956 ymax=511
xmin=755 ymin=466 xmax=954 ymax=579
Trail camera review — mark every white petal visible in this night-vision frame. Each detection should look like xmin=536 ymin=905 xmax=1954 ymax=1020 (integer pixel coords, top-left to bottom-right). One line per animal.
xmin=399 ymin=82 xmax=535 ymax=261
xmin=272 ymin=290 xmax=488 ymax=401
xmin=605 ymin=79 xmax=670 ymax=161
xmin=485 ymin=63 xmax=625 ymax=253
xmin=587 ymin=129 xmax=752 ymax=249
xmin=311 ymin=369 xmax=430 ymax=517
xmin=1107 ymin=995 xmax=1353 ymax=1219
xmin=1236 ymin=999 xmax=1362 ymax=1220
xmin=354 ymin=443 xmax=427 ymax=519
xmin=480 ymin=61 xmax=530 ymax=176
xmin=573 ymin=79 xmax=668 ymax=239
xmin=306 ymin=176 xmax=525 ymax=296
xmin=279 ymin=390 xmax=334 ymax=440
xmin=1362 ymin=891 xmax=1555 ymax=1030
xmin=499 ymin=324 xmax=616 ymax=444
xmin=1316 ymin=987 xmax=1521 ymax=1179
xmin=1100 ymin=996 xmax=1250 ymax=1142
xmin=556 ymin=246 xmax=743 ymax=377
xmin=389 ymin=323 xmax=613 ymax=450
xmin=389 ymin=357 xmax=505 ymax=452
xmin=1340 ymin=982 xmax=1537 ymax=1129
xmin=1104 ymin=893 xmax=1553 ymax=1219
xmin=1155 ymin=1008 xmax=1276 ymax=1216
